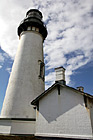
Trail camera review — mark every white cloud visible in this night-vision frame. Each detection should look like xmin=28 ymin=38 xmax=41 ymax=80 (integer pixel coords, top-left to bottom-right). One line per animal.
xmin=0 ymin=0 xmax=35 ymax=58
xmin=0 ymin=0 xmax=93 ymax=88
xmin=0 ymin=53 xmax=4 ymax=63
xmin=0 ymin=66 xmax=2 ymax=69
xmin=0 ymin=53 xmax=4 ymax=69
xmin=6 ymin=67 xmax=12 ymax=74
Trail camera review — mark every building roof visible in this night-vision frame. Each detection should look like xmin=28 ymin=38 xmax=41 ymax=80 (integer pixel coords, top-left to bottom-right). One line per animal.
xmin=31 ymin=82 xmax=93 ymax=105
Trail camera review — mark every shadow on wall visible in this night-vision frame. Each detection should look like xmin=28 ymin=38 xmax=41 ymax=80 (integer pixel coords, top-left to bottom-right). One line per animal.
xmin=39 ymin=86 xmax=85 ymax=123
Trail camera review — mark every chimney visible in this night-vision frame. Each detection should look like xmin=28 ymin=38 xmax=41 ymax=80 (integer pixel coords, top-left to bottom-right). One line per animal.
xmin=55 ymin=67 xmax=66 ymax=85
xmin=77 ymin=86 xmax=84 ymax=92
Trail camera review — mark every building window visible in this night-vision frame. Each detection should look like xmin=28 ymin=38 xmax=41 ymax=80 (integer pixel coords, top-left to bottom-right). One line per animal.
xmin=38 ymin=60 xmax=45 ymax=81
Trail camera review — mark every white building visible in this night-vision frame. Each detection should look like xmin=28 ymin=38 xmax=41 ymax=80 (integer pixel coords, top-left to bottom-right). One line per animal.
xmin=0 ymin=9 xmax=93 ymax=140
xmin=31 ymin=67 xmax=93 ymax=139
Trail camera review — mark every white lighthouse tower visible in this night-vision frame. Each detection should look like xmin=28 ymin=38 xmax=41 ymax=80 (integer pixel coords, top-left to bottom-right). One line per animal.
xmin=0 ymin=9 xmax=47 ymax=134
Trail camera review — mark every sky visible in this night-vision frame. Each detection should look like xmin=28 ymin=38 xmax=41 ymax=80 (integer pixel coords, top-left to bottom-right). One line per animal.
xmin=0 ymin=0 xmax=93 ymax=113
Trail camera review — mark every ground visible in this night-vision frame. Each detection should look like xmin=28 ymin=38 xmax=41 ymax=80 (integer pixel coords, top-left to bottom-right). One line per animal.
xmin=0 ymin=135 xmax=38 ymax=140
xmin=0 ymin=135 xmax=91 ymax=140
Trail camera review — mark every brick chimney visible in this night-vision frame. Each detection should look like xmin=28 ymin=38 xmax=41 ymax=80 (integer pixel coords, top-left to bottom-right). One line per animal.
xmin=55 ymin=67 xmax=66 ymax=85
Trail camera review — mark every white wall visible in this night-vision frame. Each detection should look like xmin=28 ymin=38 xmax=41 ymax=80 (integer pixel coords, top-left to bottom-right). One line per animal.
xmin=0 ymin=120 xmax=11 ymax=134
xmin=0 ymin=120 xmax=35 ymax=134
xmin=88 ymin=98 xmax=93 ymax=134
xmin=36 ymin=86 xmax=93 ymax=139
xmin=11 ymin=120 xmax=35 ymax=134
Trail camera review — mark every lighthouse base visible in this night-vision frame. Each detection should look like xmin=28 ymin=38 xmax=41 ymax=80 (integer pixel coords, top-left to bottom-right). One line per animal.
xmin=0 ymin=118 xmax=35 ymax=135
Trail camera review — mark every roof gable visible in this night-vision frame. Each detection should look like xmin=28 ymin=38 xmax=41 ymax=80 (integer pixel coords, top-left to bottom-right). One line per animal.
xmin=31 ymin=82 xmax=93 ymax=105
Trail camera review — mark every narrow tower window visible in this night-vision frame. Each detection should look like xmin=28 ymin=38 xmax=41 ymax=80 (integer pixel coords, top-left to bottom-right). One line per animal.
xmin=38 ymin=60 xmax=45 ymax=81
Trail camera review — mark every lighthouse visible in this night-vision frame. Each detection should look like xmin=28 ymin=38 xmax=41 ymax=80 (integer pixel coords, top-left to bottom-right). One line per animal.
xmin=0 ymin=9 xmax=47 ymax=134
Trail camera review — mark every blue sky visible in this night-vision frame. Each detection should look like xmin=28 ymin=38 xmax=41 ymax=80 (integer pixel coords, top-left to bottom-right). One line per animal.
xmin=0 ymin=0 xmax=93 ymax=113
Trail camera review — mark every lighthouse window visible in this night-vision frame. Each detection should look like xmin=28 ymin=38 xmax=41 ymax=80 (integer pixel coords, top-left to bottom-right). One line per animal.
xmin=27 ymin=27 xmax=31 ymax=31
xmin=38 ymin=60 xmax=45 ymax=81
xmin=36 ymin=28 xmax=39 ymax=32
xmin=32 ymin=27 xmax=35 ymax=31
